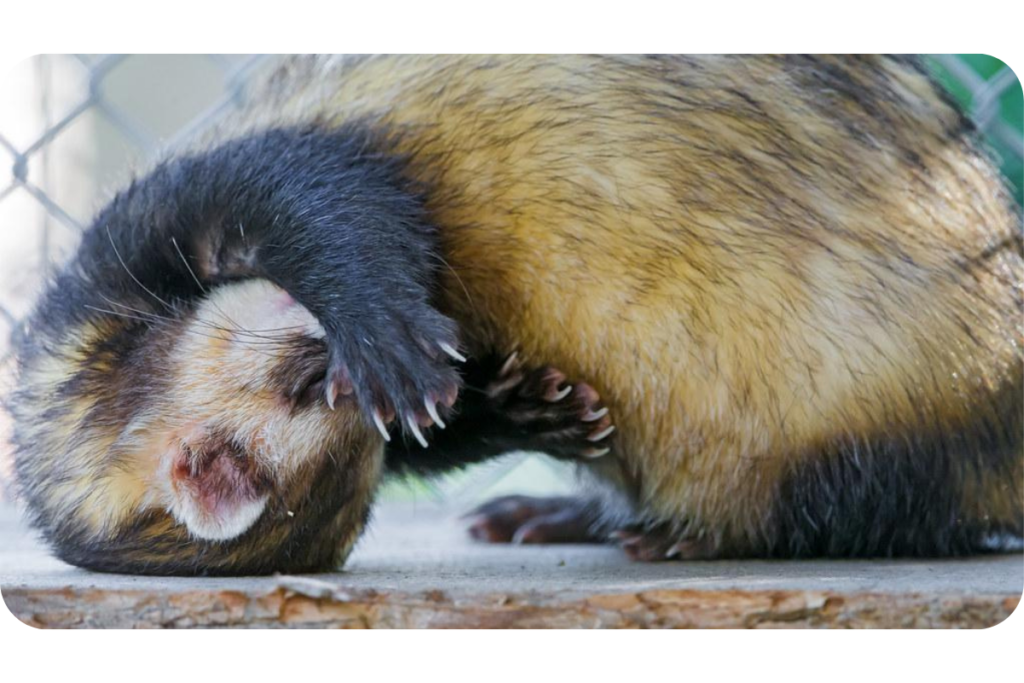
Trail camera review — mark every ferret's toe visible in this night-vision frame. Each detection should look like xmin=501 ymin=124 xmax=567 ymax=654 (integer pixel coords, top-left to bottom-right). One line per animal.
xmin=485 ymin=371 xmax=526 ymax=399
xmin=466 ymin=521 xmax=492 ymax=542
xmin=466 ymin=516 xmax=512 ymax=543
xmin=483 ymin=363 xmax=616 ymax=461
xmin=441 ymin=382 xmax=459 ymax=407
xmin=536 ymin=366 xmax=572 ymax=402
xmin=323 ymin=362 xmax=355 ymax=409
xmin=617 ymin=532 xmax=673 ymax=562
xmin=511 ymin=512 xmax=593 ymax=544
xmin=609 ymin=529 xmax=642 ymax=543
xmin=612 ymin=525 xmax=717 ymax=562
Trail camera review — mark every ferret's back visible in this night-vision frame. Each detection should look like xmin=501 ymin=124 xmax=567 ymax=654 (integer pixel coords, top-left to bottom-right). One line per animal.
xmin=267 ymin=56 xmax=1022 ymax=541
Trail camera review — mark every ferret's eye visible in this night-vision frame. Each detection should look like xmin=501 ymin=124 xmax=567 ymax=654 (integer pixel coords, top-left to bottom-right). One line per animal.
xmin=288 ymin=367 xmax=327 ymax=410
xmin=273 ymin=337 xmax=330 ymax=411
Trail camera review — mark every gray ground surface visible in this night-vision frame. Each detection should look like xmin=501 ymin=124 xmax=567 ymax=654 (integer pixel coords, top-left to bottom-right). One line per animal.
xmin=2 ymin=502 xmax=1021 ymax=599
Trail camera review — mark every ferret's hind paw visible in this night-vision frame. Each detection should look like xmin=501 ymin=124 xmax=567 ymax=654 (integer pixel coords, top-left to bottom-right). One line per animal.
xmin=484 ymin=352 xmax=615 ymax=461
xmin=463 ymin=495 xmax=602 ymax=545
xmin=612 ymin=525 xmax=719 ymax=562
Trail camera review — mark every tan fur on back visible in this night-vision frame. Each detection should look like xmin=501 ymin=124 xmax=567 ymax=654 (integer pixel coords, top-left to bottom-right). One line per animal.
xmin=236 ymin=56 xmax=1021 ymax=542
xmin=10 ymin=56 xmax=1020 ymax=571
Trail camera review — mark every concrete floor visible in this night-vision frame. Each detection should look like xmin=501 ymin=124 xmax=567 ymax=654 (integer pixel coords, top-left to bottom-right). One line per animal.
xmin=2 ymin=502 xmax=1022 ymax=628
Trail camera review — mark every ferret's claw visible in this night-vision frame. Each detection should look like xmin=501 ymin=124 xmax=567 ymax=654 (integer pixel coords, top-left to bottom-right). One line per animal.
xmin=499 ymin=351 xmax=520 ymax=377
xmin=439 ymin=342 xmax=466 ymax=363
xmin=612 ymin=525 xmax=696 ymax=561
xmin=484 ymin=365 xmax=613 ymax=464
xmin=425 ymin=398 xmax=446 ymax=429
xmin=546 ymin=385 xmax=572 ymax=402
xmin=407 ymin=415 xmax=429 ymax=448
xmin=372 ymin=409 xmax=392 ymax=442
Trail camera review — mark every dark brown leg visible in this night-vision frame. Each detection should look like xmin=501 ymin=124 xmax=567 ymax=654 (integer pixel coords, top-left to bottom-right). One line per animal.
xmin=463 ymin=495 xmax=605 ymax=544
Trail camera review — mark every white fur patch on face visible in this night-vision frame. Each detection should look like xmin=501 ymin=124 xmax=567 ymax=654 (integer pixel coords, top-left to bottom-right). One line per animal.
xmin=158 ymin=425 xmax=272 ymax=542
xmin=144 ymin=279 xmax=355 ymax=543
xmin=169 ymin=487 xmax=269 ymax=542
xmin=192 ymin=278 xmax=325 ymax=341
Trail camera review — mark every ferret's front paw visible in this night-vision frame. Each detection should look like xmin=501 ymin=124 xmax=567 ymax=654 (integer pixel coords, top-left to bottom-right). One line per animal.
xmin=611 ymin=525 xmax=719 ymax=561
xmin=322 ymin=306 xmax=463 ymax=446
xmin=483 ymin=352 xmax=616 ymax=460
xmin=463 ymin=495 xmax=601 ymax=544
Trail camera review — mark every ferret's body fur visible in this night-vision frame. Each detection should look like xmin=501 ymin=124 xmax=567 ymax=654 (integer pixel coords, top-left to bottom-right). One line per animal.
xmin=11 ymin=55 xmax=1023 ymax=573
xmin=259 ymin=55 xmax=1022 ymax=555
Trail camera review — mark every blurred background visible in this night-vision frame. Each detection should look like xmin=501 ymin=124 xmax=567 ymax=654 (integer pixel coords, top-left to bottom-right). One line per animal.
xmin=0 ymin=54 xmax=1021 ymax=506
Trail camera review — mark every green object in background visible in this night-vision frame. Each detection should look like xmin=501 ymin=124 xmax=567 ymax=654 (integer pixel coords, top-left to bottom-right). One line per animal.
xmin=927 ymin=54 xmax=1023 ymax=207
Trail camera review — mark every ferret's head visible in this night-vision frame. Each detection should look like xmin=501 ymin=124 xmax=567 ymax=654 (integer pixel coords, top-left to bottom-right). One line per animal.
xmin=10 ymin=278 xmax=382 ymax=575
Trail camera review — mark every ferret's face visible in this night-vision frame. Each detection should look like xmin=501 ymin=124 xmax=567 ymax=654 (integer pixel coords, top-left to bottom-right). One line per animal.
xmin=12 ymin=279 xmax=382 ymax=575
xmin=158 ymin=281 xmax=344 ymax=540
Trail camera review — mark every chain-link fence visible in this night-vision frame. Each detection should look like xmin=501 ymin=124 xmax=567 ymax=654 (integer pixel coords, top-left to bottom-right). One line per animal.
xmin=930 ymin=54 xmax=1023 ymax=206
xmin=1 ymin=54 xmax=1021 ymax=504
xmin=0 ymin=55 xmax=273 ymax=360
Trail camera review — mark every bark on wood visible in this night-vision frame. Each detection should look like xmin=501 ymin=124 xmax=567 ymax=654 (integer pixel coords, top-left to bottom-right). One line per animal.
xmin=4 ymin=584 xmax=1018 ymax=629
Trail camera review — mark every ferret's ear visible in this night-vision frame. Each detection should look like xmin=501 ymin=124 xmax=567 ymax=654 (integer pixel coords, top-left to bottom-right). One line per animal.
xmin=190 ymin=225 xmax=260 ymax=284
xmin=165 ymin=432 xmax=270 ymax=541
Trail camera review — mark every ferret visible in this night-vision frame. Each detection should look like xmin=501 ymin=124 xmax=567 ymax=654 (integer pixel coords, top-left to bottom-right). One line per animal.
xmin=8 ymin=55 xmax=1022 ymax=575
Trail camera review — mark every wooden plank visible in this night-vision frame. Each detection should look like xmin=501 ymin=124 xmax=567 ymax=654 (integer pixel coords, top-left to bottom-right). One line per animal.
xmin=2 ymin=503 xmax=1021 ymax=629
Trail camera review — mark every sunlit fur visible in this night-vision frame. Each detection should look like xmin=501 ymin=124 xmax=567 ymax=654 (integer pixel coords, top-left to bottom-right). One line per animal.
xmin=250 ymin=55 xmax=1021 ymax=554
xmin=11 ymin=56 xmax=1022 ymax=570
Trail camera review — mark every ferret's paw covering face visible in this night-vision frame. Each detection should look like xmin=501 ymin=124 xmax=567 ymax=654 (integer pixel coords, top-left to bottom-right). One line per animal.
xmin=11 ymin=276 xmax=383 ymax=574
xmin=149 ymin=279 xmax=339 ymax=542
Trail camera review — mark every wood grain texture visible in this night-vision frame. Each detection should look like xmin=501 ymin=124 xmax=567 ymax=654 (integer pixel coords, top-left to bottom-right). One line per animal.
xmin=3 ymin=503 xmax=1021 ymax=628
xmin=5 ymin=583 xmax=1018 ymax=629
